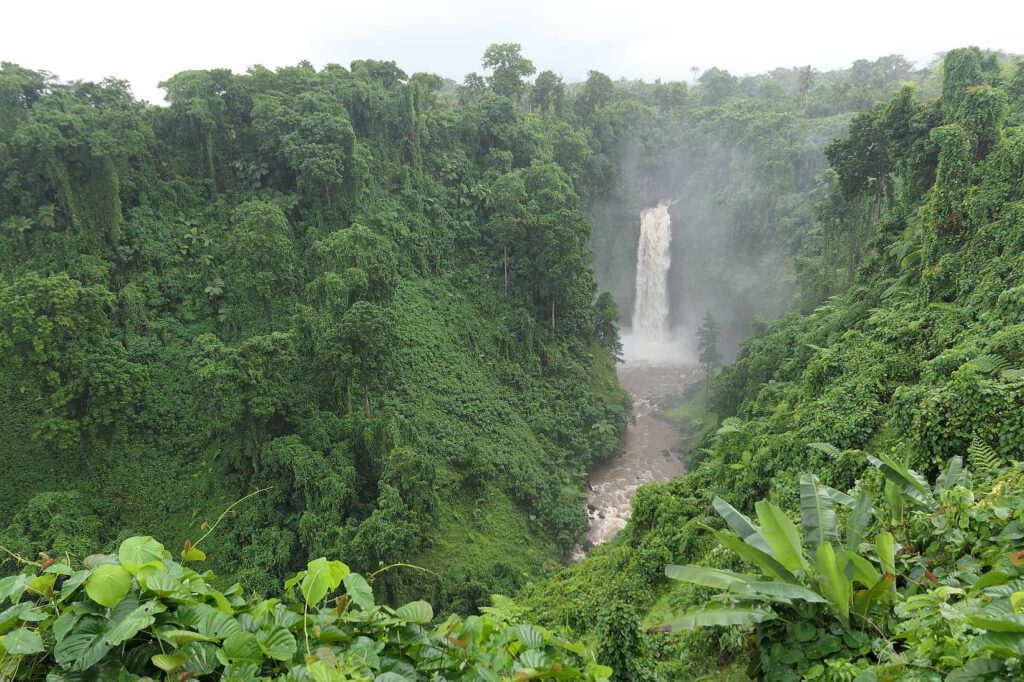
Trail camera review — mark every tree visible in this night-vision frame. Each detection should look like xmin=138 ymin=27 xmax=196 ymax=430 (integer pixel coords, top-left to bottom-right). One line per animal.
xmin=697 ymin=311 xmax=722 ymax=396
xmin=531 ymin=70 xmax=565 ymax=114
xmin=220 ymin=201 xmax=299 ymax=334
xmin=481 ymin=43 xmax=536 ymax=101
xmin=575 ymin=71 xmax=614 ymax=119
xmin=797 ymin=64 xmax=818 ymax=109
xmin=593 ymin=292 xmax=623 ymax=362
xmin=697 ymin=67 xmax=738 ymax=105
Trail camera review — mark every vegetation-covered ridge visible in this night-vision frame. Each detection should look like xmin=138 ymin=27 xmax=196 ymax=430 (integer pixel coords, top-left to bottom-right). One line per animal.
xmin=519 ymin=48 xmax=1024 ymax=680
xmin=0 ymin=47 xmax=635 ymax=611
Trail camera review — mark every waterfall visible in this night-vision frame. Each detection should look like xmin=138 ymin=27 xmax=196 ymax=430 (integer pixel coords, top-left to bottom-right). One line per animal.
xmin=631 ymin=203 xmax=672 ymax=340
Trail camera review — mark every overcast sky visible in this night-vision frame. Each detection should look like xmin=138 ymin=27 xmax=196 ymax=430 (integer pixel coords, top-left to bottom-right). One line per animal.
xmin=4 ymin=0 xmax=1022 ymax=103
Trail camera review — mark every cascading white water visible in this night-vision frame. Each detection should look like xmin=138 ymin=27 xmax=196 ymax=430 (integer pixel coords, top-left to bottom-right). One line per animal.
xmin=631 ymin=203 xmax=672 ymax=340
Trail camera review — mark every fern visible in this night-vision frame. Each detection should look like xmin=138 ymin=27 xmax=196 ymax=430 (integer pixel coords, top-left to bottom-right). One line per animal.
xmin=1000 ymin=368 xmax=1024 ymax=382
xmin=808 ymin=442 xmax=843 ymax=459
xmin=715 ymin=418 xmax=745 ymax=438
xmin=968 ymin=437 xmax=1000 ymax=477
xmin=968 ymin=354 xmax=1010 ymax=375
xmin=480 ymin=594 xmax=523 ymax=622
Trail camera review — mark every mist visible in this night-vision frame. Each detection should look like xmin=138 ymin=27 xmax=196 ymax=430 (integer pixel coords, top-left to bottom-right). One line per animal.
xmin=585 ymin=56 xmax=923 ymax=367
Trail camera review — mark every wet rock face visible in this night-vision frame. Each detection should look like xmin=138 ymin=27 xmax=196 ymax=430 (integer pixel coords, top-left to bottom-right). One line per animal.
xmin=571 ymin=362 xmax=699 ymax=561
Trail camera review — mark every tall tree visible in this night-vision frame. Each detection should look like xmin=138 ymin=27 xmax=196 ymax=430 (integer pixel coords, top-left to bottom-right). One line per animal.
xmin=481 ymin=43 xmax=536 ymax=102
xmin=697 ymin=311 xmax=722 ymax=396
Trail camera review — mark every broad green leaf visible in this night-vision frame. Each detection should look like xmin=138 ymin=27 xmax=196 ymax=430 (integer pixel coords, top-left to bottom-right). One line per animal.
xmin=875 ymin=533 xmax=896 ymax=598
xmin=44 ymin=563 xmax=74 ymax=576
xmin=972 ymin=631 xmax=1024 ymax=657
xmin=52 ymin=610 xmax=82 ymax=642
xmin=140 ymin=571 xmax=184 ymax=597
xmin=1 ymin=627 xmax=45 ymax=654
xmin=800 ymin=473 xmax=838 ymax=557
xmin=395 ymin=600 xmax=433 ymax=624
xmin=712 ymin=497 xmax=772 ymax=554
xmin=853 ymin=573 xmax=894 ymax=622
xmin=157 ymin=629 xmax=221 ymax=645
xmin=223 ymin=631 xmax=263 ymax=663
xmin=884 ymin=480 xmax=904 ymax=524
xmin=300 ymin=558 xmax=349 ymax=606
xmin=755 ymin=500 xmax=808 ymax=573
xmin=837 ymin=550 xmax=881 ymax=588
xmin=867 ymin=454 xmax=934 ymax=509
xmin=53 ymin=617 xmax=112 ymax=671
xmin=819 ymin=484 xmax=855 ymax=507
xmin=0 ymin=575 xmax=31 ymax=604
xmin=665 ymin=565 xmax=756 ymax=591
xmin=968 ymin=599 xmax=1024 ymax=632
xmin=735 ymin=581 xmax=827 ymax=604
xmin=256 ymin=625 xmax=297 ymax=661
xmin=85 ymin=564 xmax=132 ymax=608
xmin=180 ymin=642 xmax=221 ymax=676
xmin=105 ymin=599 xmax=166 ymax=645
xmin=182 ymin=546 xmax=207 ymax=562
xmin=816 ymin=542 xmax=850 ymax=626
xmin=516 ymin=624 xmax=544 ymax=649
xmin=663 ymin=603 xmax=776 ymax=630
xmin=118 ymin=536 xmax=165 ymax=575
xmin=152 ymin=653 xmax=188 ymax=672
xmin=30 ymin=573 xmax=56 ymax=595
xmin=343 ymin=573 xmax=374 ymax=610
xmin=845 ymin=492 xmax=873 ymax=552
xmin=707 ymin=527 xmax=797 ymax=583
xmin=307 ymin=660 xmax=344 ymax=682
xmin=936 ymin=455 xmax=964 ymax=490
xmin=374 ymin=673 xmax=410 ymax=682
xmin=222 ymin=662 xmax=261 ymax=681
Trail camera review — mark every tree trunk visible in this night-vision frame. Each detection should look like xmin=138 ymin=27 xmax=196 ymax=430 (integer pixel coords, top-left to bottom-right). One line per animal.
xmin=551 ymin=300 xmax=556 ymax=332
xmin=503 ymin=246 xmax=508 ymax=292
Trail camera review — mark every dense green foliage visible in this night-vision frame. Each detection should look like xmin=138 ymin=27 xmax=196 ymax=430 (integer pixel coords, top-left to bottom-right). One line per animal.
xmin=519 ymin=49 xmax=1024 ymax=679
xmin=0 ymin=50 xmax=634 ymax=610
xmin=4 ymin=40 xmax=1024 ymax=680
xmin=0 ymin=535 xmax=610 ymax=680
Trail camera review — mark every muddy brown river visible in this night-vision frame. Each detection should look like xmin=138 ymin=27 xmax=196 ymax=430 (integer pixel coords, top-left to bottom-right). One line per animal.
xmin=575 ymin=362 xmax=699 ymax=558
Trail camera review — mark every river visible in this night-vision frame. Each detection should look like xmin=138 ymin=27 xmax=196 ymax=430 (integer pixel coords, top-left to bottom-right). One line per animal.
xmin=577 ymin=361 xmax=699 ymax=557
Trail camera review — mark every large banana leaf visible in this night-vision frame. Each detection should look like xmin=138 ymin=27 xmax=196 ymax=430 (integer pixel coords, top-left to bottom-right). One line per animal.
xmin=967 ymin=598 xmax=1024 ymax=633
xmin=837 ymin=550 xmax=881 ymax=587
xmin=852 ymin=572 xmax=894 ymax=623
xmin=875 ymin=532 xmax=897 ymax=599
xmin=664 ymin=565 xmax=756 ymax=591
xmin=662 ymin=603 xmax=777 ymax=631
xmin=800 ymin=474 xmax=838 ymax=557
xmin=819 ymin=484 xmax=855 ymax=507
xmin=734 ymin=581 xmax=827 ymax=605
xmin=867 ymin=453 xmax=935 ymax=509
xmin=712 ymin=497 xmax=772 ymax=555
xmin=755 ymin=501 xmax=808 ymax=573
xmin=845 ymin=491 xmax=873 ymax=552
xmin=665 ymin=565 xmax=825 ymax=605
xmin=703 ymin=526 xmax=798 ymax=584
xmin=883 ymin=479 xmax=905 ymax=524
xmin=816 ymin=542 xmax=850 ymax=626
xmin=935 ymin=455 xmax=964 ymax=490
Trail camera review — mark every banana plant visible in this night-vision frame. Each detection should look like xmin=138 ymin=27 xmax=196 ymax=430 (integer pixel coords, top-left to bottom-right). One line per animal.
xmin=867 ymin=451 xmax=965 ymax=524
xmin=662 ymin=472 xmax=895 ymax=631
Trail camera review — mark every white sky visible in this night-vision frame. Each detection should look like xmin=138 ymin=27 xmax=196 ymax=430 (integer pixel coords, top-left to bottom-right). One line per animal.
xmin=3 ymin=0 xmax=1022 ymax=103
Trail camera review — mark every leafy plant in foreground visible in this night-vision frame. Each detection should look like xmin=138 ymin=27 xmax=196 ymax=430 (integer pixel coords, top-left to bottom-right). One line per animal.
xmin=0 ymin=535 xmax=610 ymax=681
xmin=661 ymin=454 xmax=1024 ymax=680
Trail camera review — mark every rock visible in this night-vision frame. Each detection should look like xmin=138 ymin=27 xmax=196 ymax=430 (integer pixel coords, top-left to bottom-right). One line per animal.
xmin=587 ymin=503 xmax=596 ymax=512
xmin=598 ymin=511 xmax=606 ymax=519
